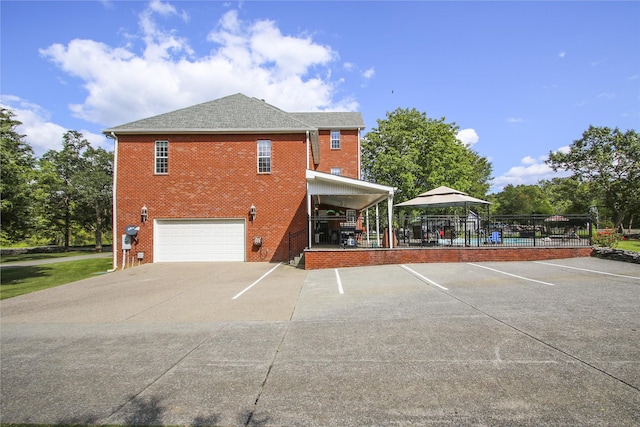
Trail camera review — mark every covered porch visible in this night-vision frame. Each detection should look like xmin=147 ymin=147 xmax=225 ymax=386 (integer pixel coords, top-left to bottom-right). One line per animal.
xmin=305 ymin=170 xmax=396 ymax=250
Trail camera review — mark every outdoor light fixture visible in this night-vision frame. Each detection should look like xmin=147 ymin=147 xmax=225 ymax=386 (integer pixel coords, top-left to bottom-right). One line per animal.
xmin=141 ymin=205 xmax=148 ymax=223
xmin=249 ymin=204 xmax=257 ymax=221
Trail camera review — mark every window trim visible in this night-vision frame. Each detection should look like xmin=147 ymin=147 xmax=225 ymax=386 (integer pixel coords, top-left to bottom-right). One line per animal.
xmin=257 ymin=139 xmax=272 ymax=174
xmin=154 ymin=140 xmax=168 ymax=175
xmin=330 ymin=130 xmax=341 ymax=150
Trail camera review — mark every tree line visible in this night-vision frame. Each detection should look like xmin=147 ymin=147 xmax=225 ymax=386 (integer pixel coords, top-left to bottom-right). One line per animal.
xmin=1 ymin=108 xmax=112 ymax=250
xmin=362 ymin=108 xmax=639 ymax=231
xmin=1 ymin=106 xmax=637 ymax=249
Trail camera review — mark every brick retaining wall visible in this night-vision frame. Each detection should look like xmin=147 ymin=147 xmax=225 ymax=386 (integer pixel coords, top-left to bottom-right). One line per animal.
xmin=304 ymin=247 xmax=593 ymax=270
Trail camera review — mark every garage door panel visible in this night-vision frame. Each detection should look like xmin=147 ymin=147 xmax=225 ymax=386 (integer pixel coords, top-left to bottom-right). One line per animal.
xmin=154 ymin=219 xmax=245 ymax=262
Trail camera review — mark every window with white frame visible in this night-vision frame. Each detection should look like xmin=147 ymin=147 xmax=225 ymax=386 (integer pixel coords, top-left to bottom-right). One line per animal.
xmin=330 ymin=167 xmax=341 ymax=176
xmin=330 ymin=130 xmax=341 ymax=149
xmin=257 ymin=140 xmax=271 ymax=173
xmin=155 ymin=140 xmax=168 ymax=174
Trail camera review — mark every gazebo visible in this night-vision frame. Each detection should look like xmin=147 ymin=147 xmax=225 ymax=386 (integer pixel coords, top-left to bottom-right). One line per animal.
xmin=395 ymin=186 xmax=491 ymax=246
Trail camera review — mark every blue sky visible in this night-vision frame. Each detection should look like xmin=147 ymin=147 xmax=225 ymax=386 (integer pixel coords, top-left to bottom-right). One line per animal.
xmin=2 ymin=1 xmax=639 ymax=193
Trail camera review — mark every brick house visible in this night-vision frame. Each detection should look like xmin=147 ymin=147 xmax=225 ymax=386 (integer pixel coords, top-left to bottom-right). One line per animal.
xmin=104 ymin=93 xmax=395 ymax=267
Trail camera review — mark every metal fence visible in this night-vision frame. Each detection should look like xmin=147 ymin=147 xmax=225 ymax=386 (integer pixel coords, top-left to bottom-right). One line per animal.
xmin=306 ymin=213 xmax=592 ymax=249
xmin=395 ymin=213 xmax=592 ymax=248
xmin=288 ymin=228 xmax=308 ymax=263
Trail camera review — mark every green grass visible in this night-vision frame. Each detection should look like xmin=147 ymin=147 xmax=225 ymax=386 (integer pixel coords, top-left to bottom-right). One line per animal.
xmin=617 ymin=239 xmax=640 ymax=252
xmin=0 ymin=258 xmax=112 ymax=300
xmin=0 ymin=251 xmax=95 ymax=264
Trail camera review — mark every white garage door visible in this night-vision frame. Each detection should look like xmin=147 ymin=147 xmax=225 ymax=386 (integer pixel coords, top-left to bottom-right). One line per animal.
xmin=154 ymin=219 xmax=245 ymax=262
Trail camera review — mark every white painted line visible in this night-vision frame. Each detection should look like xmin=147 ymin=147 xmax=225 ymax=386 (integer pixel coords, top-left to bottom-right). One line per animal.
xmin=232 ymin=263 xmax=282 ymax=299
xmin=534 ymin=261 xmax=640 ymax=280
xmin=468 ymin=263 xmax=555 ymax=286
xmin=335 ymin=269 xmax=344 ymax=294
xmin=400 ymin=265 xmax=449 ymax=291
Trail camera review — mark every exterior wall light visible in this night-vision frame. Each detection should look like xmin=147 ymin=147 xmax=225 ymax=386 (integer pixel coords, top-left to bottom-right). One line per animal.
xmin=249 ymin=204 xmax=257 ymax=221
xmin=141 ymin=205 xmax=148 ymax=223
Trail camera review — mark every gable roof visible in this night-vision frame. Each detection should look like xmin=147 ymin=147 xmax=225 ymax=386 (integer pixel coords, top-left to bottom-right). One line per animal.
xmin=103 ymin=93 xmax=364 ymax=135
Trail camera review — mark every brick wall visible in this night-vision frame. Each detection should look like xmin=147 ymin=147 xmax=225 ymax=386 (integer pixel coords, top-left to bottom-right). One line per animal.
xmin=304 ymin=247 xmax=594 ymax=270
xmin=116 ymin=133 xmax=308 ymax=265
xmin=312 ymin=130 xmax=360 ymax=178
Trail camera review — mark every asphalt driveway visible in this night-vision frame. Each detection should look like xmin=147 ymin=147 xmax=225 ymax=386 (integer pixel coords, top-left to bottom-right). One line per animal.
xmin=1 ymin=258 xmax=639 ymax=426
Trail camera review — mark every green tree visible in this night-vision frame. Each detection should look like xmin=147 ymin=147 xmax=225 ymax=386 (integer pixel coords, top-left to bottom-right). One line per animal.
xmin=362 ymin=108 xmax=492 ymax=203
xmin=74 ymin=146 xmax=113 ymax=251
xmin=36 ymin=130 xmax=113 ymax=251
xmin=0 ymin=108 xmax=36 ymax=243
xmin=547 ymin=126 xmax=639 ymax=228
xmin=539 ymin=177 xmax=593 ymax=214
xmin=494 ymin=184 xmax=553 ymax=215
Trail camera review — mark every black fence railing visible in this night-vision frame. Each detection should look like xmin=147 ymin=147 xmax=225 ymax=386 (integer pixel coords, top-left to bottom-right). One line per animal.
xmin=306 ymin=213 xmax=592 ymax=249
xmin=395 ymin=214 xmax=592 ymax=248
xmin=288 ymin=228 xmax=308 ymax=263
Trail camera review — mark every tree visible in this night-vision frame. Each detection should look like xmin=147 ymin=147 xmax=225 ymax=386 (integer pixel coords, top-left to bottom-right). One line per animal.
xmin=36 ymin=131 xmax=111 ymax=251
xmin=547 ymin=126 xmax=639 ymax=228
xmin=539 ymin=177 xmax=593 ymax=215
xmin=74 ymin=146 xmax=113 ymax=251
xmin=493 ymin=184 xmax=553 ymax=215
xmin=362 ymin=108 xmax=492 ymax=204
xmin=0 ymin=108 xmax=36 ymax=243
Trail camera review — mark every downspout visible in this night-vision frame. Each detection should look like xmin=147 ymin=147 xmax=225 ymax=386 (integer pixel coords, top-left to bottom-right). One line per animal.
xmin=306 ymin=130 xmax=310 ymax=170
xmin=306 ymin=131 xmax=312 ymax=249
xmin=108 ymin=131 xmax=119 ymax=271
xmin=357 ymin=128 xmax=362 ymax=180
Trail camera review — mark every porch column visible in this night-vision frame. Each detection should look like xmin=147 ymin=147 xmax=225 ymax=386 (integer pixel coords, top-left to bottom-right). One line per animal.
xmin=387 ymin=195 xmax=394 ymax=249
xmin=307 ymin=192 xmax=313 ymax=249
xmin=376 ymin=203 xmax=381 ymax=247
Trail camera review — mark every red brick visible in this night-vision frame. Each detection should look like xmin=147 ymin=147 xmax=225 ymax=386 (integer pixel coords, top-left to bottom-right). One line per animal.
xmin=304 ymin=247 xmax=593 ymax=270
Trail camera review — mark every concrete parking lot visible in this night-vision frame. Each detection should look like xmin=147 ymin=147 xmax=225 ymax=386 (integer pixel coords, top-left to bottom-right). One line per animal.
xmin=1 ymin=257 xmax=639 ymax=426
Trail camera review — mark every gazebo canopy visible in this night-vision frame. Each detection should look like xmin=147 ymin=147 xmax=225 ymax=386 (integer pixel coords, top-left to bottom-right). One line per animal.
xmin=395 ymin=186 xmax=491 ymax=208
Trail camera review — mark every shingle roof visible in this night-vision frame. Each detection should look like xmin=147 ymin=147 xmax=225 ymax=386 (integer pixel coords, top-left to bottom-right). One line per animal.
xmin=290 ymin=112 xmax=365 ymax=129
xmin=103 ymin=93 xmax=364 ymax=134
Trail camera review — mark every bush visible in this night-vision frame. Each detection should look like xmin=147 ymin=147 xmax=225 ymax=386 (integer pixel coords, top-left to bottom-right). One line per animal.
xmin=592 ymin=229 xmax=624 ymax=248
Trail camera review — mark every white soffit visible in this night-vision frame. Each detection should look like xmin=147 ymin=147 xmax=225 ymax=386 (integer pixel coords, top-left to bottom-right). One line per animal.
xmin=306 ymin=170 xmax=395 ymax=210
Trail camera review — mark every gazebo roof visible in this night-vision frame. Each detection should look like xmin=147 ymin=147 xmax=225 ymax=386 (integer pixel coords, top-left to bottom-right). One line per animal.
xmin=395 ymin=186 xmax=490 ymax=208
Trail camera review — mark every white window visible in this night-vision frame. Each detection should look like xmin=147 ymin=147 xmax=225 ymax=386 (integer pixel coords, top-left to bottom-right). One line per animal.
xmin=330 ymin=167 xmax=341 ymax=176
xmin=330 ymin=130 xmax=341 ymax=149
xmin=257 ymin=140 xmax=271 ymax=173
xmin=155 ymin=141 xmax=168 ymax=174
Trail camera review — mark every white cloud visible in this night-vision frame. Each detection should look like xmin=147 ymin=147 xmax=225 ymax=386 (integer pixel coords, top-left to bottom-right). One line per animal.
xmin=39 ymin=4 xmax=356 ymax=127
xmin=558 ymin=51 xmax=566 ymax=58
xmin=456 ymin=128 xmax=479 ymax=146
xmin=506 ymin=117 xmax=524 ymax=124
xmin=363 ymin=67 xmax=375 ymax=79
xmin=492 ymin=148 xmax=571 ymax=192
xmin=1 ymin=96 xmax=109 ymax=157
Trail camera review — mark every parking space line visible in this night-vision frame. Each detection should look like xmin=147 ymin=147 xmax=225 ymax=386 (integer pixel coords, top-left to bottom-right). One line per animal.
xmin=468 ymin=263 xmax=556 ymax=286
xmin=232 ymin=263 xmax=282 ymax=299
xmin=400 ymin=265 xmax=449 ymax=291
xmin=334 ymin=269 xmax=344 ymax=294
xmin=534 ymin=261 xmax=640 ymax=280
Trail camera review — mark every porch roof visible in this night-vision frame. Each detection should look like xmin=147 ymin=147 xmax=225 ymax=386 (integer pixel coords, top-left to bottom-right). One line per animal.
xmin=306 ymin=170 xmax=395 ymax=211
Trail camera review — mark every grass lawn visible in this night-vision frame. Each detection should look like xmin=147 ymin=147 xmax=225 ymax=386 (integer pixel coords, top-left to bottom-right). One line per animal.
xmin=618 ymin=239 xmax=640 ymax=252
xmin=0 ymin=258 xmax=112 ymax=300
xmin=0 ymin=251 xmax=91 ymax=264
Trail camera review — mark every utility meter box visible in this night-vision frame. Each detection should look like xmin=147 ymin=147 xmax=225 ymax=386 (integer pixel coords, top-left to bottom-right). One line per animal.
xmin=122 ymin=234 xmax=132 ymax=250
